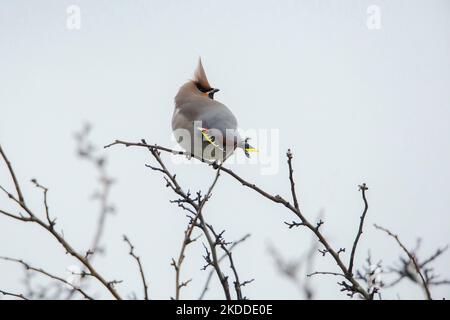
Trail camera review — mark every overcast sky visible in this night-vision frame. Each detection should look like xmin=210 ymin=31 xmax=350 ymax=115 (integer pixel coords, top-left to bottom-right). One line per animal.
xmin=1 ymin=0 xmax=449 ymax=299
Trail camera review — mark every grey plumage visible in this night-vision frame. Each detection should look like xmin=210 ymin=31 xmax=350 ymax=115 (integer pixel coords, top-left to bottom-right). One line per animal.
xmin=172 ymin=59 xmax=246 ymax=161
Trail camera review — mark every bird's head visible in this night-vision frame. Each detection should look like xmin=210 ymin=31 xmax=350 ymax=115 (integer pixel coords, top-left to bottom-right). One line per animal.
xmin=193 ymin=58 xmax=220 ymax=100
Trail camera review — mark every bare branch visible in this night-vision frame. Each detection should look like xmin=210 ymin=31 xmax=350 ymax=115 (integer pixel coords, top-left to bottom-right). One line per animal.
xmin=206 ymin=224 xmax=251 ymax=300
xmin=105 ymin=139 xmax=371 ymax=299
xmin=123 ymin=235 xmax=149 ymax=300
xmin=0 ymin=145 xmax=25 ymax=203
xmin=382 ymin=240 xmax=449 ymax=291
xmin=420 ymin=245 xmax=448 ymax=268
xmin=30 ymin=179 xmax=55 ymax=228
xmin=137 ymin=139 xmax=231 ymax=300
xmin=348 ymin=183 xmax=369 ymax=275
xmin=199 ymin=234 xmax=250 ymax=300
xmin=0 ymin=256 xmax=93 ymax=300
xmin=286 ymin=149 xmax=300 ymax=210
xmin=307 ymin=271 xmax=345 ymax=278
xmin=0 ymin=289 xmax=28 ymax=300
xmin=76 ymin=123 xmax=115 ymax=257
xmin=0 ymin=144 xmax=122 ymax=300
xmin=374 ymin=224 xmax=432 ymax=300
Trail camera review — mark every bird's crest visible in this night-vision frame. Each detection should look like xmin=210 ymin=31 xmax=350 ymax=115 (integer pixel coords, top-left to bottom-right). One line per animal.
xmin=194 ymin=58 xmax=213 ymax=91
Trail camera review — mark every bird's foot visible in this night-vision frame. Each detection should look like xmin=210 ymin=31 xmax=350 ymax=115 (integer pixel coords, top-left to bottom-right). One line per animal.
xmin=211 ymin=160 xmax=219 ymax=169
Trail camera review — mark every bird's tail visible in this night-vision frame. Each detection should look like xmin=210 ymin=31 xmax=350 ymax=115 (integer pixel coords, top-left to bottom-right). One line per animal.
xmin=244 ymin=138 xmax=259 ymax=158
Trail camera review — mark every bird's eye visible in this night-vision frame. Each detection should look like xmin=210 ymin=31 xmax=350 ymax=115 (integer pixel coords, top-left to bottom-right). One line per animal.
xmin=195 ymin=82 xmax=210 ymax=93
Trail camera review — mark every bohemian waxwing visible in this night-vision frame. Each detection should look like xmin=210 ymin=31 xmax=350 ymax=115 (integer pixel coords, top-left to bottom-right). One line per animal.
xmin=172 ymin=58 xmax=256 ymax=162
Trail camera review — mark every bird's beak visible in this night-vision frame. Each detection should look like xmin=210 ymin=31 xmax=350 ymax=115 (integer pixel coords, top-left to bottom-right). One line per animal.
xmin=208 ymin=88 xmax=220 ymax=99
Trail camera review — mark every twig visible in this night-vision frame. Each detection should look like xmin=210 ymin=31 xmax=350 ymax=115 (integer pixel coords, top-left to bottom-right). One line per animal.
xmin=384 ymin=243 xmax=449 ymax=290
xmin=307 ymin=271 xmax=345 ymax=278
xmin=75 ymin=124 xmax=115 ymax=257
xmin=139 ymin=139 xmax=231 ymax=300
xmin=374 ymin=224 xmax=432 ymax=300
xmin=0 ymin=289 xmax=28 ymax=300
xmin=64 ymin=124 xmax=117 ymax=299
xmin=199 ymin=234 xmax=250 ymax=300
xmin=196 ymin=203 xmax=231 ymax=300
xmin=30 ymin=179 xmax=54 ymax=228
xmin=0 ymin=145 xmax=25 ymax=203
xmin=0 ymin=144 xmax=122 ymax=300
xmin=286 ymin=149 xmax=300 ymax=211
xmin=123 ymin=235 xmax=149 ymax=300
xmin=355 ymin=252 xmax=383 ymax=299
xmin=0 ymin=256 xmax=93 ymax=300
xmin=420 ymin=245 xmax=448 ymax=268
xmin=206 ymin=224 xmax=250 ymax=300
xmin=348 ymin=183 xmax=369 ymax=275
xmin=105 ymin=139 xmax=371 ymax=299
xmin=268 ymin=235 xmax=319 ymax=299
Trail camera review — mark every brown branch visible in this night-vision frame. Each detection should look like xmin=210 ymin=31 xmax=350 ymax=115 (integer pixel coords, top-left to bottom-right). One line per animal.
xmin=282 ymin=152 xmax=370 ymax=299
xmin=64 ymin=124 xmax=117 ymax=300
xmin=0 ymin=145 xmax=25 ymax=203
xmin=420 ymin=245 xmax=448 ymax=268
xmin=0 ymin=256 xmax=93 ymax=300
xmin=205 ymin=224 xmax=250 ymax=300
xmin=0 ymin=289 xmax=28 ymax=300
xmin=139 ymin=139 xmax=231 ymax=300
xmin=104 ymin=139 xmax=187 ymax=156
xmin=30 ymin=179 xmax=55 ymax=227
xmin=197 ymin=214 xmax=231 ymax=299
xmin=268 ymin=231 xmax=319 ymax=300
xmin=104 ymin=139 xmax=371 ymax=299
xmin=354 ymin=252 xmax=383 ymax=299
xmin=190 ymin=170 xmax=232 ymax=299
xmin=383 ymin=240 xmax=449 ymax=291
xmin=75 ymin=124 xmax=115 ymax=257
xmin=374 ymin=224 xmax=432 ymax=300
xmin=286 ymin=149 xmax=300 ymax=211
xmin=0 ymin=144 xmax=122 ymax=300
xmin=348 ymin=183 xmax=369 ymax=275
xmin=123 ymin=235 xmax=149 ymax=300
xmin=171 ymin=221 xmax=199 ymax=300
xmin=199 ymin=234 xmax=250 ymax=300
xmin=307 ymin=271 xmax=345 ymax=278
xmin=0 ymin=208 xmax=30 ymax=222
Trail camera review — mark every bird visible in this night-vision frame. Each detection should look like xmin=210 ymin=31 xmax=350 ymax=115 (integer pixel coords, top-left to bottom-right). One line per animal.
xmin=171 ymin=58 xmax=257 ymax=162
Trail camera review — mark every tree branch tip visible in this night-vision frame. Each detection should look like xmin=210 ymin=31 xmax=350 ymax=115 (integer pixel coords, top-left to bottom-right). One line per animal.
xmin=286 ymin=149 xmax=293 ymax=158
xmin=358 ymin=183 xmax=368 ymax=191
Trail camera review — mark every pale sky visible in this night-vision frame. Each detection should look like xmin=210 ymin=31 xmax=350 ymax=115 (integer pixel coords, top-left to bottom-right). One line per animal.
xmin=1 ymin=0 xmax=449 ymax=299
